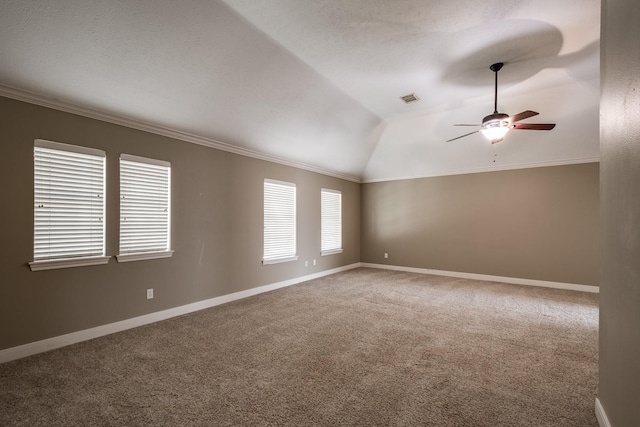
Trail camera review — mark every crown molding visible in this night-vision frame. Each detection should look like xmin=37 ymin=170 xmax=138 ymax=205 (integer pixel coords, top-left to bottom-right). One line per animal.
xmin=1 ymin=84 xmax=600 ymax=185
xmin=0 ymin=85 xmax=361 ymax=183
xmin=361 ymin=156 xmax=601 ymax=183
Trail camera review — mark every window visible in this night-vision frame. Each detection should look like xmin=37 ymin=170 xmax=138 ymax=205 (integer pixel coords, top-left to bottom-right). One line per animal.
xmin=30 ymin=140 xmax=109 ymax=271
xmin=116 ymin=154 xmax=173 ymax=262
xmin=263 ymin=179 xmax=297 ymax=264
xmin=321 ymin=188 xmax=343 ymax=255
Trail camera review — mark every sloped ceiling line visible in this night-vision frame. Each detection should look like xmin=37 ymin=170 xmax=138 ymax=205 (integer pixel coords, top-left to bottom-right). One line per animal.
xmin=0 ymin=85 xmax=362 ymax=183
xmin=0 ymin=0 xmax=601 ymax=181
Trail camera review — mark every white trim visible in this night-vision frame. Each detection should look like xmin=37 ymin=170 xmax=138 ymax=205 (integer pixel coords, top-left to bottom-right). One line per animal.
xmin=3 ymin=87 xmax=600 ymax=184
xmin=4 ymin=262 xmax=599 ymax=363
xmin=264 ymin=178 xmax=296 ymax=188
xmin=360 ymin=263 xmax=599 ymax=293
xmin=0 ymin=85 xmax=360 ymax=183
xmin=0 ymin=263 xmax=360 ymax=363
xmin=35 ymin=139 xmax=106 ymax=158
xmin=29 ymin=256 xmax=111 ymax=271
xmin=120 ymin=153 xmax=170 ymax=167
xmin=116 ymin=250 xmax=174 ymax=263
xmin=262 ymin=255 xmax=299 ymax=265
xmin=320 ymin=187 xmax=341 ymax=195
xmin=321 ymin=249 xmax=343 ymax=256
xmin=595 ymin=398 xmax=612 ymax=427
xmin=362 ymin=157 xmax=601 ymax=183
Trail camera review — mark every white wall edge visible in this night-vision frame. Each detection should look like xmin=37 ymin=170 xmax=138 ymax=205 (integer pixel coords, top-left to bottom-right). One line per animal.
xmin=0 ymin=263 xmax=360 ymax=364
xmin=0 ymin=85 xmax=360 ymax=183
xmin=360 ymin=263 xmax=599 ymax=293
xmin=595 ymin=398 xmax=612 ymax=427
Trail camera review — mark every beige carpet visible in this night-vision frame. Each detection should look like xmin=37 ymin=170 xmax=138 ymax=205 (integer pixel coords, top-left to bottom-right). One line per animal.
xmin=0 ymin=268 xmax=599 ymax=426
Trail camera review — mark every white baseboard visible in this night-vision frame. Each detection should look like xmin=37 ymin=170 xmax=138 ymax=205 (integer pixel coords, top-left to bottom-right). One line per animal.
xmin=595 ymin=398 xmax=612 ymax=427
xmin=0 ymin=263 xmax=360 ymax=364
xmin=360 ymin=263 xmax=599 ymax=293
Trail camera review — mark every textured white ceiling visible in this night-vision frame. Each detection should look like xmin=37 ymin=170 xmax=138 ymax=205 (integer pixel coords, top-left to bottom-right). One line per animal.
xmin=0 ymin=0 xmax=600 ymax=181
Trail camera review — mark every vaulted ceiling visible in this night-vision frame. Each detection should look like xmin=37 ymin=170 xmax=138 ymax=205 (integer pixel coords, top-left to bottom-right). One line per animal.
xmin=0 ymin=0 xmax=600 ymax=182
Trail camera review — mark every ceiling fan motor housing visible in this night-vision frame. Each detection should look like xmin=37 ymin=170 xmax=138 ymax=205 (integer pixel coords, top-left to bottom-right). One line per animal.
xmin=482 ymin=112 xmax=510 ymax=128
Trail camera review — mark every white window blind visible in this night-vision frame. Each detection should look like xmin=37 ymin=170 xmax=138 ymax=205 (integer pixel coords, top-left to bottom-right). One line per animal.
xmin=321 ymin=189 xmax=343 ymax=255
xmin=33 ymin=140 xmax=106 ymax=263
xmin=263 ymin=179 xmax=297 ymax=264
xmin=118 ymin=154 xmax=172 ymax=261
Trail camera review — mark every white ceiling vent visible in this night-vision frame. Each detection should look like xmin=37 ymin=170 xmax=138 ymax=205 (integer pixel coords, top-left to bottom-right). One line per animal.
xmin=400 ymin=93 xmax=420 ymax=104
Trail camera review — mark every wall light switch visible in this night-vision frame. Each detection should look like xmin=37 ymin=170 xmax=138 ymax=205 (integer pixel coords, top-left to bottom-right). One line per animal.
xmin=305 ymin=261 xmax=308 ymax=267
xmin=313 ymin=259 xmax=316 ymax=266
xmin=384 ymin=253 xmax=389 ymax=259
xmin=147 ymin=288 xmax=154 ymax=299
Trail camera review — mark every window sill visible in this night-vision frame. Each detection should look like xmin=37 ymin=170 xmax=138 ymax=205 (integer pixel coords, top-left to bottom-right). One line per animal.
xmin=29 ymin=256 xmax=111 ymax=271
xmin=262 ymin=255 xmax=298 ymax=265
xmin=116 ymin=250 xmax=174 ymax=263
xmin=321 ymin=249 xmax=343 ymax=256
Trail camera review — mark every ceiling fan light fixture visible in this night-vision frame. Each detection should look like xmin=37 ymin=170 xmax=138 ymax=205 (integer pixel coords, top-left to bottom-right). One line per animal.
xmin=480 ymin=122 xmax=511 ymax=142
xmin=480 ymin=112 xmax=511 ymax=142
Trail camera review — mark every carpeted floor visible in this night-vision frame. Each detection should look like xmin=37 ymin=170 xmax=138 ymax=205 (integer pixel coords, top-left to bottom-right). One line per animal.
xmin=0 ymin=268 xmax=599 ymax=426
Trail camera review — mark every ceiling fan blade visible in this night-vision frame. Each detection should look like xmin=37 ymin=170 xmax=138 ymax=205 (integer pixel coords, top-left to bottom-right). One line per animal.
xmin=453 ymin=124 xmax=480 ymax=127
xmin=446 ymin=130 xmax=479 ymax=142
xmin=513 ymin=123 xmax=556 ymax=130
xmin=510 ymin=110 xmax=539 ymax=123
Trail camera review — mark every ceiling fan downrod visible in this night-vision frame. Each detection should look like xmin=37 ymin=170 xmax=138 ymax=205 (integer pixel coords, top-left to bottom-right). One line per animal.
xmin=479 ymin=62 xmax=510 ymax=142
xmin=489 ymin=62 xmax=504 ymax=114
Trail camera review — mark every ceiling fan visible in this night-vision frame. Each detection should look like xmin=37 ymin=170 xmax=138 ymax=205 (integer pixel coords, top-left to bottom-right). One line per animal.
xmin=446 ymin=62 xmax=556 ymax=144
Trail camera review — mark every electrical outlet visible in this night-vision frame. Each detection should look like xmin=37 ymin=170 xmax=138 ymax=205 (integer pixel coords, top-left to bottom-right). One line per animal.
xmin=384 ymin=253 xmax=389 ymax=259
xmin=146 ymin=288 xmax=154 ymax=299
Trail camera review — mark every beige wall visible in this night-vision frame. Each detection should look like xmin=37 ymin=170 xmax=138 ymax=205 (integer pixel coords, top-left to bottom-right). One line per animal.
xmin=600 ymin=0 xmax=640 ymax=425
xmin=361 ymin=164 xmax=599 ymax=287
xmin=0 ymin=96 xmax=360 ymax=351
xmin=0 ymin=93 xmax=603 ymax=358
